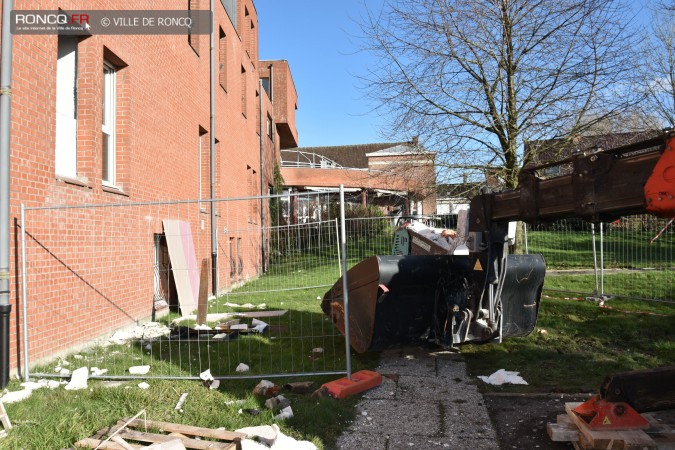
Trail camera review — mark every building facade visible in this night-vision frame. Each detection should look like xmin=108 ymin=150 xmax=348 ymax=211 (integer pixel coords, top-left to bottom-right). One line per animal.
xmin=1 ymin=0 xmax=297 ymax=373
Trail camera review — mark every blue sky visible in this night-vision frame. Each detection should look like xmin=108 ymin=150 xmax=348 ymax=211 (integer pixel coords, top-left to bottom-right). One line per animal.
xmin=257 ymin=0 xmax=388 ymax=148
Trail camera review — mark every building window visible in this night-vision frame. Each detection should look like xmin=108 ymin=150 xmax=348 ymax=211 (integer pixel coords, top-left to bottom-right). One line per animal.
xmin=241 ymin=65 xmax=247 ymax=118
xmin=55 ymin=35 xmax=78 ymax=178
xmin=102 ymin=61 xmax=117 ymax=186
xmin=266 ymin=114 xmax=274 ymax=141
xmin=229 ymin=237 xmax=236 ymax=278
xmin=261 ymin=77 xmax=270 ymax=98
xmin=188 ymin=0 xmax=200 ymax=55
xmin=219 ymin=27 xmax=227 ymax=91
xmin=221 ymin=0 xmax=237 ymax=29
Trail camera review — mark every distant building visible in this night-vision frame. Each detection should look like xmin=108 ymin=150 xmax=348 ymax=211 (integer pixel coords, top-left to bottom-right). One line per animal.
xmin=436 ymin=183 xmax=480 ymax=216
xmin=279 ymin=140 xmax=437 ymax=219
xmin=524 ymin=130 xmax=662 ymax=176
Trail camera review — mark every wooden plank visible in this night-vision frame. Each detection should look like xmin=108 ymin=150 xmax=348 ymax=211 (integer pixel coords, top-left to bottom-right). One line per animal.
xmin=74 ymin=437 xmax=142 ymax=449
xmin=122 ymin=418 xmax=246 ymax=442
xmin=565 ymin=402 xmax=657 ymax=449
xmin=115 ymin=429 xmax=232 ymax=450
xmin=0 ymin=400 xmax=12 ymax=431
xmin=547 ymin=422 xmax=579 ymax=442
xmin=196 ymin=258 xmax=209 ymax=325
xmin=173 ymin=310 xmax=287 ymax=324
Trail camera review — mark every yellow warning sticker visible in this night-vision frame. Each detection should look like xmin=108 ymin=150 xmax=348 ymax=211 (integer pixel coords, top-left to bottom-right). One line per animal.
xmin=474 ymin=259 xmax=483 ymax=271
xmin=603 ymin=416 xmax=611 ymax=425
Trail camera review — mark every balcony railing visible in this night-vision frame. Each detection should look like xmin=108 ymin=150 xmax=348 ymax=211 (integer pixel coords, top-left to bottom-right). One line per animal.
xmin=280 ymin=150 xmax=344 ymax=169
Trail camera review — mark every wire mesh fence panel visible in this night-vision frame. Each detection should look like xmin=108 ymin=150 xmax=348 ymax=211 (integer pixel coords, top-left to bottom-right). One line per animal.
xmin=525 ymin=215 xmax=675 ymax=303
xmin=21 ymin=191 xmax=358 ymax=380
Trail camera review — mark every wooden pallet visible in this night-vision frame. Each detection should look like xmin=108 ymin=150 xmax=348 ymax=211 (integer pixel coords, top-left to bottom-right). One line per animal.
xmin=75 ymin=418 xmax=245 ymax=449
xmin=0 ymin=400 xmax=11 ymax=438
xmin=547 ymin=402 xmax=675 ymax=449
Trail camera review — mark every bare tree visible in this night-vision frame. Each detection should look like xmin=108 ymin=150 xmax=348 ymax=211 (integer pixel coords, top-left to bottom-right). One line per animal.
xmin=639 ymin=1 xmax=675 ymax=127
xmin=359 ymin=0 xmax=641 ymax=188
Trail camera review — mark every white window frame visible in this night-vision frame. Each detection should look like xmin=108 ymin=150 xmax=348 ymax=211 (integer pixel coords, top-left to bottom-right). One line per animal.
xmin=102 ymin=61 xmax=117 ymax=187
xmin=55 ymin=36 xmax=78 ymax=179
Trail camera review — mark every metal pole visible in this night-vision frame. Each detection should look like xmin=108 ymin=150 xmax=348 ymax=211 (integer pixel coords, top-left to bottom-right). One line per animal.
xmin=339 ymin=185 xmax=352 ymax=379
xmin=0 ymin=0 xmax=16 ymax=389
xmin=335 ymin=218 xmax=341 ymax=276
xmin=259 ymin=80 xmax=266 ymax=273
xmin=20 ymin=205 xmax=28 ymax=381
xmin=600 ymin=222 xmax=605 ymax=300
xmin=523 ymin=223 xmax=529 ymax=254
xmin=209 ymin=1 xmax=218 ymax=296
xmin=591 ymin=223 xmax=599 ymax=296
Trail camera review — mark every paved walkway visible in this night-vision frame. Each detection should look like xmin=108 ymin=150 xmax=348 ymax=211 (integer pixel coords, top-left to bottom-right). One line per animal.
xmin=336 ymin=346 xmax=499 ymax=449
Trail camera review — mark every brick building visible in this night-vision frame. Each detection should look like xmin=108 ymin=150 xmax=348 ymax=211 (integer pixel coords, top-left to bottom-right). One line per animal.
xmin=1 ymin=1 xmax=297 ymax=373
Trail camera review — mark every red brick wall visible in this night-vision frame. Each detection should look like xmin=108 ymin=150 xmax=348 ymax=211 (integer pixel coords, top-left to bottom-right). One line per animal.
xmin=5 ymin=0 xmax=280 ymax=372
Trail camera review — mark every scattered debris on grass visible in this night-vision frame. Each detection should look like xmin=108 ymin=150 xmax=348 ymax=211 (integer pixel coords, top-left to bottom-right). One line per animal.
xmin=174 ymin=392 xmax=188 ymax=411
xmin=253 ymin=380 xmax=281 ymax=397
xmin=236 ymin=363 xmax=250 ymax=372
xmin=236 ymin=423 xmax=316 ymax=449
xmin=137 ymin=382 xmax=150 ymax=390
xmin=283 ymin=381 xmax=314 ymax=394
xmin=264 ymin=395 xmax=291 ymax=411
xmin=64 ymin=367 xmax=89 ymax=391
xmin=108 ymin=322 xmax=170 ymax=345
xmin=199 ymin=369 xmax=220 ymax=389
xmin=478 ymin=369 xmax=528 ymax=385
xmin=128 ymin=365 xmax=151 ymax=375
xmin=90 ymin=367 xmax=108 ymax=376
xmin=251 ymin=319 xmax=269 ymax=333
xmin=273 ymin=406 xmax=294 ymax=421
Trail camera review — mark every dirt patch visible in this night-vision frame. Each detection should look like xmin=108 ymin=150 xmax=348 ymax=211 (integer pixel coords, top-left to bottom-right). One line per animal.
xmin=482 ymin=392 xmax=592 ymax=449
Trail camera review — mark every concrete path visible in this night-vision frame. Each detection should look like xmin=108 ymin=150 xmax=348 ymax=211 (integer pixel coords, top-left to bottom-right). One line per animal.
xmin=336 ymin=346 xmax=499 ymax=449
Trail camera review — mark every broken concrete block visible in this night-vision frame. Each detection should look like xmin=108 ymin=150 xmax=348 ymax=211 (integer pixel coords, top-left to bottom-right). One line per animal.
xmin=273 ymin=406 xmax=294 ymax=421
xmin=251 ymin=319 xmax=268 ymax=333
xmin=128 ymin=365 xmax=150 ymax=375
xmin=253 ymin=380 xmax=280 ymax=397
xmin=175 ymin=392 xmax=188 ymax=411
xmin=138 ymin=382 xmax=150 ymax=390
xmin=235 ymin=425 xmax=278 ymax=446
xmin=199 ymin=369 xmax=214 ymax=382
xmin=146 ymin=439 xmax=187 ymax=450
xmin=64 ymin=367 xmax=89 ymax=391
xmin=235 ymin=363 xmax=250 ymax=372
xmin=240 ymin=439 xmax=269 ymax=450
xmin=90 ymin=367 xmax=108 ymax=376
xmin=264 ymin=395 xmax=291 ymax=411
xmin=1 ymin=389 xmax=32 ymax=404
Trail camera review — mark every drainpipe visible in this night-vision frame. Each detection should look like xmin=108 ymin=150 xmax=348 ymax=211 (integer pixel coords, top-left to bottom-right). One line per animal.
xmin=259 ymin=79 xmax=266 ymax=273
xmin=209 ymin=0 xmax=218 ymax=296
xmin=0 ymin=0 xmax=15 ymax=388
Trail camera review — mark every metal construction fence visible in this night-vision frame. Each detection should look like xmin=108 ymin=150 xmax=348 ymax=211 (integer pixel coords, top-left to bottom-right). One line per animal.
xmin=525 ymin=214 xmax=675 ymax=304
xmin=18 ymin=189 xmax=395 ymax=381
xmin=18 ymin=195 xmax=672 ymax=381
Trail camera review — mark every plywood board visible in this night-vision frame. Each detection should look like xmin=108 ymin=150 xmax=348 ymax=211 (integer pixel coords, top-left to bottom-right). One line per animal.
xmin=196 ymin=259 xmax=209 ymax=325
xmin=163 ymin=220 xmax=199 ymax=316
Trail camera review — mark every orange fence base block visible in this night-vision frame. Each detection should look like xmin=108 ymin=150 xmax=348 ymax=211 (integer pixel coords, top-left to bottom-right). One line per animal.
xmin=321 ymin=370 xmax=383 ymax=399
